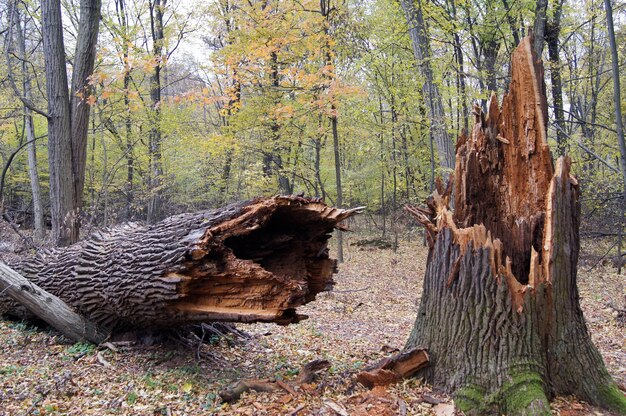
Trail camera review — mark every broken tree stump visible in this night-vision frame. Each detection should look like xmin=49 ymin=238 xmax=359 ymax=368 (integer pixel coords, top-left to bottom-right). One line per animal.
xmin=406 ymin=36 xmax=626 ymax=415
xmin=1 ymin=196 xmax=360 ymax=331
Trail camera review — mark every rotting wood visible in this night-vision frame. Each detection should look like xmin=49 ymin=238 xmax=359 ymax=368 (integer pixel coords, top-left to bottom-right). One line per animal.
xmin=1 ymin=196 xmax=361 ymax=331
xmin=296 ymin=359 xmax=331 ymax=384
xmin=0 ymin=263 xmax=108 ymax=343
xmin=405 ymin=35 xmax=626 ymax=415
xmin=356 ymin=347 xmax=429 ymax=389
xmin=219 ymin=379 xmax=281 ymax=403
xmin=219 ymin=359 xmax=330 ymax=403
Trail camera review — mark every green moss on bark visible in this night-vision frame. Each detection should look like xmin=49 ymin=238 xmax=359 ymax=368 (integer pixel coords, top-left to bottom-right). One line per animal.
xmin=455 ymin=384 xmax=489 ymax=414
xmin=454 ymin=367 xmax=551 ymax=416
xmin=501 ymin=370 xmax=551 ymax=416
xmin=596 ymin=383 xmax=626 ymax=415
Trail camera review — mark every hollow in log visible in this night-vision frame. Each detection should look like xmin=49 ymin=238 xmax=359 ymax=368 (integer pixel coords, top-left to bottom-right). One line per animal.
xmin=405 ymin=36 xmax=626 ymax=415
xmin=2 ymin=196 xmax=360 ymax=331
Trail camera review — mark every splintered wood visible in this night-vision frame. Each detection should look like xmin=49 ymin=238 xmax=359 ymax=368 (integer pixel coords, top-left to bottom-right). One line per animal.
xmin=2 ymin=196 xmax=361 ymax=331
xmin=406 ymin=36 xmax=578 ymax=312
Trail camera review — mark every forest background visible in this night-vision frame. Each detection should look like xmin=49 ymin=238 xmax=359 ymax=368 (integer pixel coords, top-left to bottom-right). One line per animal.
xmin=0 ymin=0 xmax=624 ymax=261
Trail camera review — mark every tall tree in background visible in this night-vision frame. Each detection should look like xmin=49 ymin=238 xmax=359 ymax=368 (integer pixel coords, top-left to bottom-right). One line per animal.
xmin=400 ymin=0 xmax=455 ymax=174
xmin=42 ymin=0 xmax=101 ymax=246
xmin=604 ymin=0 xmax=626 ymax=274
xmin=147 ymin=0 xmax=165 ymax=223
xmin=320 ymin=0 xmax=344 ymax=262
xmin=533 ymin=0 xmax=566 ymax=155
xmin=5 ymin=0 xmax=45 ymax=239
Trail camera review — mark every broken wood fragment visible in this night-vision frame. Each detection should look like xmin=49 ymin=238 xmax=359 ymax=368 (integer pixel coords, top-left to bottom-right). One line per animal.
xmin=1 ymin=196 xmax=361 ymax=331
xmin=0 ymin=263 xmax=108 ymax=344
xmin=219 ymin=379 xmax=280 ymax=403
xmin=297 ymin=359 xmax=331 ymax=384
xmin=356 ymin=347 xmax=429 ymax=389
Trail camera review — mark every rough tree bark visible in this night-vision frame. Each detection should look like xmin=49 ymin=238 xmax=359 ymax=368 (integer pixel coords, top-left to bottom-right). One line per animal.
xmin=42 ymin=0 xmax=101 ymax=246
xmin=1 ymin=196 xmax=359 ymax=332
xmin=405 ymin=36 xmax=626 ymax=415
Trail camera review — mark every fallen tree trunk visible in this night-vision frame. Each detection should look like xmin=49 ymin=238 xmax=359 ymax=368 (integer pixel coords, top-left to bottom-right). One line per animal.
xmin=1 ymin=196 xmax=359 ymax=331
xmin=406 ymin=35 xmax=626 ymax=415
xmin=0 ymin=263 xmax=108 ymax=343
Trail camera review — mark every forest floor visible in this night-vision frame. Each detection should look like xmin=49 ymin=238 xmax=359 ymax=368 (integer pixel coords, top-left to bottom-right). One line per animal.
xmin=0 ymin=231 xmax=624 ymax=415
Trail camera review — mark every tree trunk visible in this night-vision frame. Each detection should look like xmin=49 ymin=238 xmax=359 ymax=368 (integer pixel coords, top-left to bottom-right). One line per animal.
xmin=532 ymin=0 xmax=548 ymax=56
xmin=115 ymin=0 xmax=134 ymax=221
xmin=147 ymin=0 xmax=165 ymax=223
xmin=405 ymin=36 xmax=626 ymax=415
xmin=42 ymin=0 xmax=101 ymax=246
xmin=400 ymin=0 xmax=455 ymax=173
xmin=42 ymin=0 xmax=75 ymax=246
xmin=2 ymin=196 xmax=359 ymax=332
xmin=70 ymin=0 xmax=102 ymax=231
xmin=12 ymin=1 xmax=45 ymax=239
xmin=605 ymin=0 xmax=626 ymax=275
xmin=320 ymin=2 xmax=343 ymax=262
xmin=332 ymin=112 xmax=343 ymax=263
xmin=545 ymin=0 xmax=566 ymax=156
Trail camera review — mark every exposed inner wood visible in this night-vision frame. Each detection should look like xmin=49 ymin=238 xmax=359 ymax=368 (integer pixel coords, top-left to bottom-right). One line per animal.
xmin=407 ymin=36 xmax=564 ymax=309
xmin=2 ymin=196 xmax=360 ymax=330
xmin=453 ymin=35 xmax=554 ymax=284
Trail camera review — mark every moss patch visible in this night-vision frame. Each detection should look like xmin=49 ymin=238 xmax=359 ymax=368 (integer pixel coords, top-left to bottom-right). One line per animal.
xmin=596 ymin=383 xmax=626 ymax=415
xmin=455 ymin=384 xmax=487 ymax=414
xmin=501 ymin=370 xmax=551 ymax=416
xmin=454 ymin=365 xmax=552 ymax=416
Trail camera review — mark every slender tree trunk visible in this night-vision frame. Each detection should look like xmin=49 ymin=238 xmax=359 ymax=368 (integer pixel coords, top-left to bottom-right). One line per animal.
xmin=605 ymin=0 xmax=626 ymax=274
xmin=116 ymin=0 xmax=134 ymax=220
xmin=147 ymin=0 xmax=165 ymax=223
xmin=532 ymin=0 xmax=548 ymax=56
xmin=313 ymin=132 xmax=326 ymax=201
xmin=501 ymin=0 xmax=520 ymax=47
xmin=450 ymin=3 xmax=468 ymax=133
xmin=11 ymin=2 xmax=45 ymax=239
xmin=405 ymin=36 xmax=626 ymax=415
xmin=70 ymin=0 xmax=102 ymax=235
xmin=320 ymin=1 xmax=343 ymax=261
xmin=545 ymin=0 xmax=566 ymax=156
xmin=400 ymin=0 xmax=455 ymax=172
xmin=263 ymin=51 xmax=290 ymax=194
xmin=332 ymin=110 xmax=343 ymax=262
xmin=483 ymin=39 xmax=500 ymax=94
